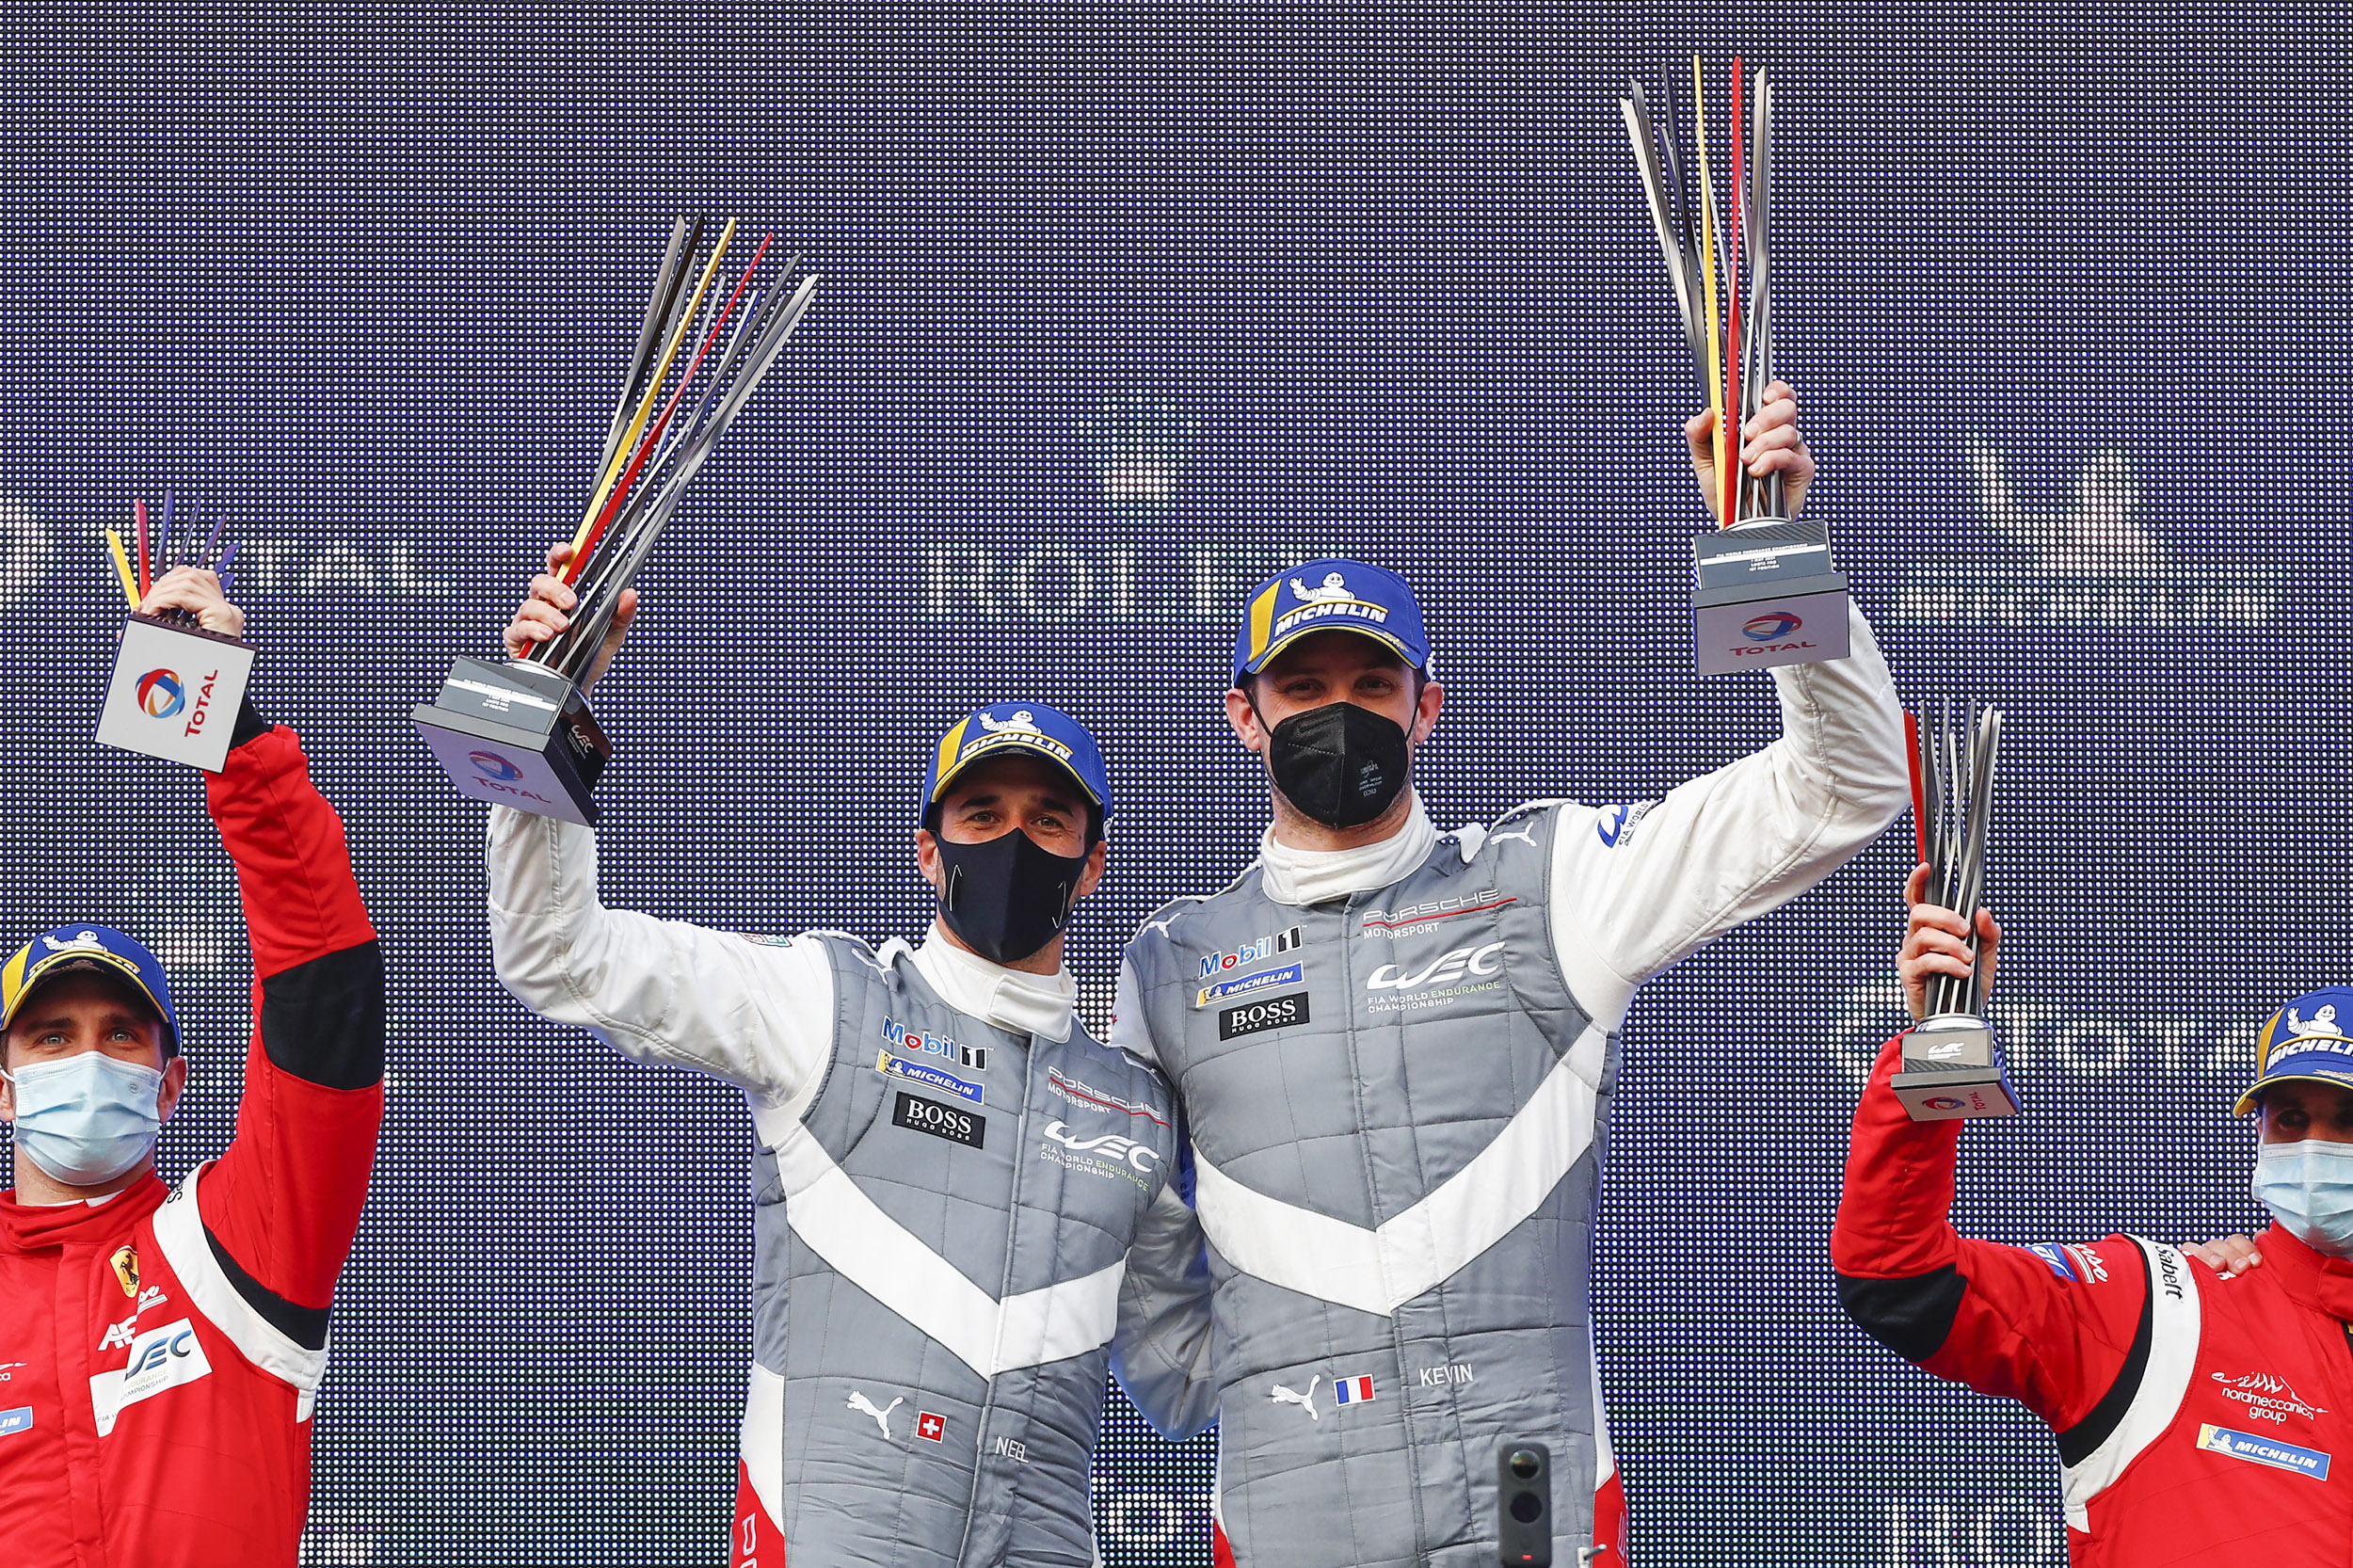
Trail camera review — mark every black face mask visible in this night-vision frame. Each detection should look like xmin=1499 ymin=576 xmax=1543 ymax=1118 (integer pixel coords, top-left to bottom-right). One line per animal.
xmin=1265 ymin=700 xmax=1411 ymax=828
xmin=935 ymin=828 xmax=1090 ymax=965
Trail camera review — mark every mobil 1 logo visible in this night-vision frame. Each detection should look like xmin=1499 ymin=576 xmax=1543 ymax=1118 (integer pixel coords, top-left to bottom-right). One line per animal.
xmin=893 ymin=1091 xmax=986 ymax=1149
xmin=1219 ymin=991 xmax=1310 ymax=1041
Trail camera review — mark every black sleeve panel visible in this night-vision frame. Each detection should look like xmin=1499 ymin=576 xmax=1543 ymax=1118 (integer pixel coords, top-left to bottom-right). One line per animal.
xmin=1836 ymin=1265 xmax=1967 ymax=1363
xmin=258 ymin=940 xmax=386 ymax=1092
xmin=203 ymin=1222 xmax=332 ymax=1352
xmin=2055 ymin=1246 xmax=2156 ymax=1467
xmin=228 ymin=696 xmax=269 ymax=751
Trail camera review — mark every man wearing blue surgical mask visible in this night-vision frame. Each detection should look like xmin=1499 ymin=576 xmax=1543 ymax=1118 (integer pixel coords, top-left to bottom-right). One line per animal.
xmin=488 ymin=551 xmax=1212 ymax=1568
xmin=1835 ymin=875 xmax=2353 ymax=1560
xmin=0 ymin=567 xmax=385 ymax=1567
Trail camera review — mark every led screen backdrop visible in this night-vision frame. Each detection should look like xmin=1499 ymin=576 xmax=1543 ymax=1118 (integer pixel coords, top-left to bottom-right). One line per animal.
xmin=1 ymin=5 xmax=2343 ymax=1563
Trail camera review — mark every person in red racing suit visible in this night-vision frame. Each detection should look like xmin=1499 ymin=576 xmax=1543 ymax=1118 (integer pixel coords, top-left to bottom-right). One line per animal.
xmin=0 ymin=567 xmax=383 ymax=1568
xmin=1834 ymin=867 xmax=2353 ymax=1563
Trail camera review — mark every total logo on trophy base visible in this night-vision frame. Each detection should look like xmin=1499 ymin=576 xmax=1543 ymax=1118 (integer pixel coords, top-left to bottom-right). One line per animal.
xmin=94 ymin=499 xmax=255 ymax=775
xmin=412 ymin=216 xmax=819 ymax=823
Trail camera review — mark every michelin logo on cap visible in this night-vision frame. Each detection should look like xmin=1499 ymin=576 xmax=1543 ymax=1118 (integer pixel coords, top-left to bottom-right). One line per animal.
xmin=920 ymin=700 xmax=1112 ymax=827
xmin=1236 ymin=557 xmax=1432 ymax=680
xmin=2235 ymin=985 xmax=2353 ymax=1115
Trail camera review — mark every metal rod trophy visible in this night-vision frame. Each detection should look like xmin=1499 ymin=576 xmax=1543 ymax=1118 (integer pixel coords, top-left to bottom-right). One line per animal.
xmin=95 ymin=497 xmax=254 ymax=773
xmin=1891 ymin=701 xmax=2023 ymax=1121
xmin=412 ymin=217 xmax=820 ymax=823
xmin=1621 ymin=58 xmax=1850 ymax=675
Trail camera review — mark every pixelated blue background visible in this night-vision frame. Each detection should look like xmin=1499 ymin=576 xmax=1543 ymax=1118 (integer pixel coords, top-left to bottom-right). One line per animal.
xmin=0 ymin=3 xmax=2344 ymax=1562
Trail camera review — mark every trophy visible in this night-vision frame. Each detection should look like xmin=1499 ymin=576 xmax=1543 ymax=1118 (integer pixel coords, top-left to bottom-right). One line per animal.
xmin=1892 ymin=701 xmax=2022 ymax=1121
xmin=94 ymin=498 xmax=254 ymax=774
xmin=1620 ymin=58 xmax=1850 ymax=676
xmin=412 ymin=218 xmax=819 ymax=823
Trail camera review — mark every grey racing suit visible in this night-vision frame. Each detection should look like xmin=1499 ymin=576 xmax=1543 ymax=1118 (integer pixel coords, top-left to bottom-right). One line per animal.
xmin=1114 ymin=602 xmax=1909 ymax=1566
xmin=487 ymin=808 xmax=1214 ymax=1568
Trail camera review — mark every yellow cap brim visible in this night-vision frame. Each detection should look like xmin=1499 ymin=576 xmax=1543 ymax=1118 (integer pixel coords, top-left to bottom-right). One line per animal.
xmin=2234 ymin=1068 xmax=2353 ymax=1116
xmin=2 ymin=952 xmax=166 ymax=1032
xmin=1241 ymin=624 xmax=1417 ymax=680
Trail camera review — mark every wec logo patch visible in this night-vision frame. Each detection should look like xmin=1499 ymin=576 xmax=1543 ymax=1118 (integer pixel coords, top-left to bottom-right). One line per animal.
xmin=91 ymin=1319 xmax=211 ymax=1437
xmin=1368 ymin=942 xmax=1503 ymax=993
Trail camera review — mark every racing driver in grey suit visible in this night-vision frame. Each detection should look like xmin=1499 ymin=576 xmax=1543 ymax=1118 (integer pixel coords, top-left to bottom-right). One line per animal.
xmin=487 ymin=544 xmax=1212 ymax=1568
xmin=1113 ymin=384 xmax=1911 ymax=1566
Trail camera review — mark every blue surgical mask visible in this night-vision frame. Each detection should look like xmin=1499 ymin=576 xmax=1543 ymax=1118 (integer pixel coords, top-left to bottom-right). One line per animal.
xmin=2 ymin=1052 xmax=166 ymax=1186
xmin=2252 ymin=1140 xmax=2353 ymax=1259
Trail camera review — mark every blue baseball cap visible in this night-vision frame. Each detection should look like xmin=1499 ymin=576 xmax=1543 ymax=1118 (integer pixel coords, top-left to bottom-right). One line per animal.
xmin=921 ymin=702 xmax=1112 ymax=836
xmin=2234 ymin=987 xmax=2353 ymax=1114
xmin=1233 ymin=558 xmax=1432 ymax=684
xmin=1 ymin=924 xmax=179 ymax=1056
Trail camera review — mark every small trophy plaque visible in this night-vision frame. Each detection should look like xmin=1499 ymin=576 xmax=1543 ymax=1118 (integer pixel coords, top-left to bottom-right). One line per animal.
xmin=1893 ymin=701 xmax=2023 ymax=1121
xmin=95 ymin=500 xmax=254 ymax=775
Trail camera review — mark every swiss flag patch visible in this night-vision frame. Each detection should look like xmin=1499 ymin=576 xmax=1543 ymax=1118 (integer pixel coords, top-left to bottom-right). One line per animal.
xmin=916 ymin=1411 xmax=945 ymax=1443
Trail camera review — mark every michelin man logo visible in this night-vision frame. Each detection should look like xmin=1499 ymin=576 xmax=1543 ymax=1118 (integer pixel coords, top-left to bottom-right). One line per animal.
xmin=977 ymin=710 xmax=1042 ymax=735
xmin=42 ymin=932 xmax=106 ymax=955
xmin=2289 ymin=1004 xmax=2343 ymax=1039
xmin=1290 ymin=571 xmax=1353 ymax=603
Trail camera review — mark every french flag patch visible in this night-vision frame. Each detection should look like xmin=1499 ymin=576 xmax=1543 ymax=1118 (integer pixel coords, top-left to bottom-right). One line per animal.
xmin=1335 ymin=1374 xmax=1376 ymax=1406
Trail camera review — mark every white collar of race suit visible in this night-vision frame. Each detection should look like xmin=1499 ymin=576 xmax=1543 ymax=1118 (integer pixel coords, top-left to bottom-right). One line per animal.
xmin=1256 ymin=792 xmax=1439 ymax=907
xmin=907 ymin=927 xmax=1079 ymax=1044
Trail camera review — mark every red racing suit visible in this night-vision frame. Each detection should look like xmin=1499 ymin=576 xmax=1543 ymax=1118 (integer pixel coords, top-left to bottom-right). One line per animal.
xmin=0 ymin=720 xmax=384 ymax=1568
xmin=1834 ymin=1035 xmax=2353 ymax=1564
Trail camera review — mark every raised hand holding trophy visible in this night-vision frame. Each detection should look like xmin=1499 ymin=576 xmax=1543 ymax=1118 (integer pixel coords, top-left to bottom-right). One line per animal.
xmin=412 ymin=218 xmax=819 ymax=823
xmin=1621 ymin=58 xmax=1850 ymax=675
xmin=1892 ymin=701 xmax=2023 ymax=1121
xmin=95 ymin=498 xmax=254 ymax=774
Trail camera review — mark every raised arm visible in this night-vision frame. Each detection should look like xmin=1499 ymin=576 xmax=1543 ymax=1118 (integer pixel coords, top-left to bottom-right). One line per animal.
xmin=1833 ymin=886 xmax=2153 ymax=1435
xmin=1546 ymin=384 xmax=1909 ymax=1024
xmin=193 ymin=707 xmax=385 ymax=1331
xmin=1548 ymin=603 xmax=1908 ymax=1023
xmin=484 ymin=540 xmax=834 ymax=1109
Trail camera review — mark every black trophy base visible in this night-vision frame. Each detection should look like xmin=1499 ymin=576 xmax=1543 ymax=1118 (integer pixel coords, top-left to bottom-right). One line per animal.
xmin=411 ymin=656 xmax=611 ymax=824
xmin=1892 ymin=1016 xmax=2024 ymax=1121
xmin=1691 ymin=517 xmax=1851 ymax=677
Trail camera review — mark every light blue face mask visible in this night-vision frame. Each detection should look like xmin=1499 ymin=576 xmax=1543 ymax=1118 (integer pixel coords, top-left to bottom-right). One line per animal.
xmin=2252 ymin=1139 xmax=2353 ymax=1259
xmin=2 ymin=1052 xmax=166 ymax=1186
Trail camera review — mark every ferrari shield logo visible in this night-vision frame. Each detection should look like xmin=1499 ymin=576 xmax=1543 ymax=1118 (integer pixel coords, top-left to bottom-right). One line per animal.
xmin=109 ymin=1244 xmax=138 ymax=1299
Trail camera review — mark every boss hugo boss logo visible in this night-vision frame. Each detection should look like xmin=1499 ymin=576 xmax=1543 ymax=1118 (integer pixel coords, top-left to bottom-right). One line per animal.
xmin=892 ymin=1091 xmax=985 ymax=1149
xmin=1220 ymin=991 xmax=1310 ymax=1040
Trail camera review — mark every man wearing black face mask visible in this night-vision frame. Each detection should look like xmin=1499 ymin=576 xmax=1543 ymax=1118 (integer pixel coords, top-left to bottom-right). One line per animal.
xmin=1113 ymin=388 xmax=1913 ymax=1567
xmin=486 ymin=552 xmax=1214 ymax=1567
